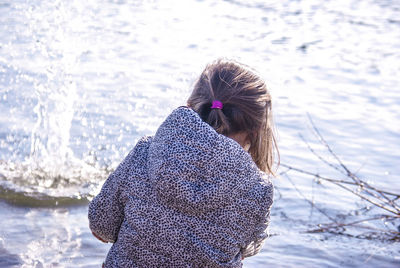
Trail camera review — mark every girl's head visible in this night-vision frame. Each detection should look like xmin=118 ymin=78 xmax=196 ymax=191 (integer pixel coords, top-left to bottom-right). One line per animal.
xmin=187 ymin=58 xmax=279 ymax=175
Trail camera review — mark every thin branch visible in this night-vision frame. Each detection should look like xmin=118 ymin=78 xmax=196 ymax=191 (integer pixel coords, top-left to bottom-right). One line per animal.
xmin=307 ymin=114 xmax=393 ymax=204
xmin=281 ymin=115 xmax=400 ymax=239
xmin=281 ymin=164 xmax=400 ymax=215
xmin=314 ymin=215 xmax=395 ymax=229
xmin=299 ymin=133 xmax=344 ymax=175
xmin=280 ymin=163 xmax=399 ymax=197
xmin=307 ymin=113 xmax=354 ymax=177
xmin=306 ymin=215 xmax=400 ymax=236
xmin=284 ymin=173 xmax=338 ymax=223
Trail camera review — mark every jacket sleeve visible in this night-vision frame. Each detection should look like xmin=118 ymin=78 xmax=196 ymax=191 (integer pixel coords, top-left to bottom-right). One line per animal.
xmin=88 ymin=137 xmax=146 ymax=243
xmin=88 ymin=136 xmax=153 ymax=242
xmin=240 ymin=209 xmax=271 ymax=258
xmin=241 ymin=180 xmax=273 ymax=258
xmin=88 ymin=162 xmax=127 ymax=243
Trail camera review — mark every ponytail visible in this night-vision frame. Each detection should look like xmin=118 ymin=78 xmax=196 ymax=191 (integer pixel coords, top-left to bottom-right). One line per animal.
xmin=207 ymin=106 xmax=230 ymax=135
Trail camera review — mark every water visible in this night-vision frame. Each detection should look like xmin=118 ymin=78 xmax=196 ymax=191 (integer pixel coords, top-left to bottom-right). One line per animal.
xmin=1 ymin=0 xmax=399 ymax=266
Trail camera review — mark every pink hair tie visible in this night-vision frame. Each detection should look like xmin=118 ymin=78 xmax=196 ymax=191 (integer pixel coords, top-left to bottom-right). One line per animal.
xmin=211 ymin=100 xmax=223 ymax=109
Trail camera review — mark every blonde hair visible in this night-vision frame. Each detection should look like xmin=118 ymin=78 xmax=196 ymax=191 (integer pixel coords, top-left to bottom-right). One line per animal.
xmin=187 ymin=59 xmax=279 ymax=175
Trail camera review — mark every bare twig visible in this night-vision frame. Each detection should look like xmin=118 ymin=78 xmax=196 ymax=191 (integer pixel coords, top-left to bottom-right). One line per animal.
xmin=298 ymin=133 xmax=344 ymax=175
xmin=282 ymin=164 xmax=400 ymax=215
xmin=284 ymin=173 xmax=338 ymax=223
xmin=306 ymin=216 xmax=400 ymax=236
xmin=282 ymin=115 xmax=400 ymax=240
xmin=306 ymin=114 xmax=393 ymax=204
xmin=280 ymin=164 xmax=399 ymax=198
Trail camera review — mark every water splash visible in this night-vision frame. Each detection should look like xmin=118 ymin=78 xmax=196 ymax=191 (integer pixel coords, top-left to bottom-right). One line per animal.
xmin=0 ymin=0 xmax=107 ymax=205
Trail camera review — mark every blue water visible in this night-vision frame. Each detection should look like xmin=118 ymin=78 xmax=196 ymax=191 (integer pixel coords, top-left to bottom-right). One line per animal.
xmin=1 ymin=0 xmax=399 ymax=266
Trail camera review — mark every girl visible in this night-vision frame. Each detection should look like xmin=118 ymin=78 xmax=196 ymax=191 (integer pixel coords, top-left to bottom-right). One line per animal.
xmin=89 ymin=59 xmax=278 ymax=267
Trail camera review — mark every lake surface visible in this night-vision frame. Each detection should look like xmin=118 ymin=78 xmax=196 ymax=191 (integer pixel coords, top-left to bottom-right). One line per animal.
xmin=1 ymin=0 xmax=399 ymax=267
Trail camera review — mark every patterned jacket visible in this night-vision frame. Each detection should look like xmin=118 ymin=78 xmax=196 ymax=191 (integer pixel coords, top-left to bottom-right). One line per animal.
xmin=88 ymin=106 xmax=274 ymax=267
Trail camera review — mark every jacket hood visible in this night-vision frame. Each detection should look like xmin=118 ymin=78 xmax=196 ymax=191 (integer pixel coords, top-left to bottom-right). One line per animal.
xmin=148 ymin=106 xmax=267 ymax=215
xmin=90 ymin=106 xmax=274 ymax=267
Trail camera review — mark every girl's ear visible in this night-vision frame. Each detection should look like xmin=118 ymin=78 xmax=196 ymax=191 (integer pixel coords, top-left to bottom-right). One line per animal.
xmin=246 ymin=131 xmax=256 ymax=144
xmin=243 ymin=142 xmax=251 ymax=152
xmin=228 ymin=132 xmax=249 ymax=149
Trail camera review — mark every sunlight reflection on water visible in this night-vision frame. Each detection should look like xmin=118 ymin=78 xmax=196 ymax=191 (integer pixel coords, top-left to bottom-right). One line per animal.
xmin=0 ymin=0 xmax=399 ymax=266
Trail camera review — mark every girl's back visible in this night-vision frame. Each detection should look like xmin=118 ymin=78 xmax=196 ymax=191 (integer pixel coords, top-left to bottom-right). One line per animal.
xmin=89 ymin=59 xmax=278 ymax=267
